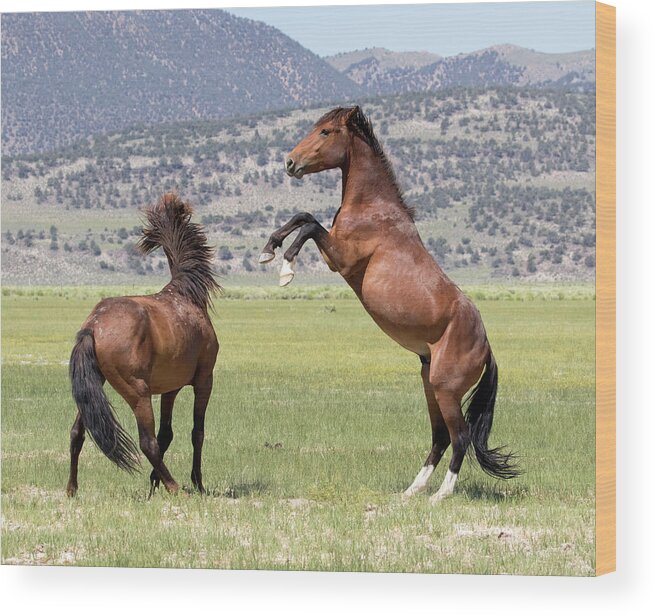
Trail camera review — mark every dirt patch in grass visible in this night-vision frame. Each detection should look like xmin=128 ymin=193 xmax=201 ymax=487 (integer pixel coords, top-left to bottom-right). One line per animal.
xmin=3 ymin=544 xmax=85 ymax=566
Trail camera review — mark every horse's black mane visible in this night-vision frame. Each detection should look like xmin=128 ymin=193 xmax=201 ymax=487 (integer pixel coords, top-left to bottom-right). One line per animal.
xmin=316 ymin=106 xmax=415 ymax=220
xmin=138 ymin=193 xmax=221 ymax=310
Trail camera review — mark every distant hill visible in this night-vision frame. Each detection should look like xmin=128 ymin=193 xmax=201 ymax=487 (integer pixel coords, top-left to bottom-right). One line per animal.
xmin=489 ymin=44 xmax=595 ymax=85
xmin=1 ymin=88 xmax=596 ymax=285
xmin=1 ymin=10 xmax=361 ymax=156
xmin=325 ymin=47 xmax=441 ymax=72
xmin=327 ymin=44 xmax=595 ymax=95
xmin=1 ymin=8 xmax=596 ymax=159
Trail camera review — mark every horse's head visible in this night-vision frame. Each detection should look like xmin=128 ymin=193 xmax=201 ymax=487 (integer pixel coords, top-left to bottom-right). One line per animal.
xmin=285 ymin=106 xmax=361 ymax=178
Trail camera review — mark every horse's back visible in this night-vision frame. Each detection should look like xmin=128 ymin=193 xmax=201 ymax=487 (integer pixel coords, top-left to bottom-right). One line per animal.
xmin=81 ymin=294 xmax=216 ymax=394
xmin=83 ymin=296 xmax=150 ymax=346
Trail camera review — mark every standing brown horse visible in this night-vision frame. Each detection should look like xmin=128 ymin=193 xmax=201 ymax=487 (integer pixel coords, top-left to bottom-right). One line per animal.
xmin=67 ymin=193 xmax=220 ymax=496
xmin=260 ymin=106 xmax=518 ymax=502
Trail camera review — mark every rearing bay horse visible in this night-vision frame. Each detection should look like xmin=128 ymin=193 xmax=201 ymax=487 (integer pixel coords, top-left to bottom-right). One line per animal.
xmin=67 ymin=194 xmax=220 ymax=496
xmin=260 ymin=106 xmax=518 ymax=502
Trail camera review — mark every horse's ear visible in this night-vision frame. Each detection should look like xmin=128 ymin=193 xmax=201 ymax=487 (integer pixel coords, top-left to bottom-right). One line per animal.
xmin=343 ymin=106 xmax=361 ymax=125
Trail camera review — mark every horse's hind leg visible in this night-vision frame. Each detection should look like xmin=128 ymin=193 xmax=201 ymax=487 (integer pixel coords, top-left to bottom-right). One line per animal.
xmin=127 ymin=389 xmax=178 ymax=495
xmin=149 ymin=388 xmax=180 ymax=493
xmin=66 ymin=411 xmax=85 ymax=497
xmin=429 ymin=389 xmax=470 ymax=504
xmin=403 ymin=361 xmax=451 ymax=498
xmin=190 ymin=374 xmax=213 ymax=494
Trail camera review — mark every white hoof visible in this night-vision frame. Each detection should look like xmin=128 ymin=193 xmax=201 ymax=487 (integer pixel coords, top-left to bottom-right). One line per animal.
xmin=402 ymin=486 xmax=423 ymax=500
xmin=403 ymin=464 xmax=434 ymax=499
xmin=259 ymin=252 xmax=275 ymax=264
xmin=429 ymin=491 xmax=450 ymax=505
xmin=429 ymin=470 xmax=458 ymax=505
xmin=279 ymin=258 xmax=295 ymax=287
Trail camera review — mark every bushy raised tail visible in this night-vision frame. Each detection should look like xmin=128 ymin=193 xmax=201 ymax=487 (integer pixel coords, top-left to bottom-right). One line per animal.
xmin=69 ymin=329 xmax=140 ymax=473
xmin=464 ymin=350 xmax=520 ymax=479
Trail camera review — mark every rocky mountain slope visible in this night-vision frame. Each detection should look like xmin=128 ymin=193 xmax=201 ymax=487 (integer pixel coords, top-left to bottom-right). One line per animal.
xmin=1 ymin=9 xmax=361 ymax=156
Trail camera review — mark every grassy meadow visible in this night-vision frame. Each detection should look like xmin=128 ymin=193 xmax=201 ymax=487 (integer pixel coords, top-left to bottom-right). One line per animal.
xmin=1 ymin=285 xmax=595 ymax=575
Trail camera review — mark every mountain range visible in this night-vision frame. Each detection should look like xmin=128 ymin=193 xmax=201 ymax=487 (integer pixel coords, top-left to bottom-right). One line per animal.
xmin=325 ymin=44 xmax=595 ymax=96
xmin=1 ymin=10 xmax=595 ymax=157
xmin=1 ymin=10 xmax=361 ymax=156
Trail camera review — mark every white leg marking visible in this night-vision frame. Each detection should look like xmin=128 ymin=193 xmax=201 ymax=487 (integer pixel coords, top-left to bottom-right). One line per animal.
xmin=259 ymin=251 xmax=275 ymax=264
xmin=279 ymin=258 xmax=295 ymax=286
xmin=430 ymin=470 xmax=458 ymax=504
xmin=403 ymin=464 xmax=435 ymax=498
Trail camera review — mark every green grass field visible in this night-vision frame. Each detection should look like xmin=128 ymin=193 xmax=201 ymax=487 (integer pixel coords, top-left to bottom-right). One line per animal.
xmin=1 ymin=286 xmax=595 ymax=574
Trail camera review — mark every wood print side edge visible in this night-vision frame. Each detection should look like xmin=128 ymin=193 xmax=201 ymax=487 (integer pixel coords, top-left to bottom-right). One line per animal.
xmin=595 ymin=1 xmax=616 ymax=576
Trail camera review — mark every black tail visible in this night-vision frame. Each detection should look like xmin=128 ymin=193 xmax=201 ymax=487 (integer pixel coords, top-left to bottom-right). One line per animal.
xmin=69 ymin=329 xmax=140 ymax=473
xmin=464 ymin=349 xmax=520 ymax=479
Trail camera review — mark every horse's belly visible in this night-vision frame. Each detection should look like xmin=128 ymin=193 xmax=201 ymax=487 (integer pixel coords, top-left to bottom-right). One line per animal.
xmin=358 ymin=265 xmax=449 ymax=356
xmin=149 ymin=360 xmax=196 ymax=394
xmin=378 ymin=321 xmax=431 ymax=355
xmin=148 ymin=326 xmax=208 ymax=393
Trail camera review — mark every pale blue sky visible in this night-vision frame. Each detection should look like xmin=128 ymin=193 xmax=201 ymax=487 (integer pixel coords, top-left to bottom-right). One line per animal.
xmin=227 ymin=2 xmax=595 ymax=57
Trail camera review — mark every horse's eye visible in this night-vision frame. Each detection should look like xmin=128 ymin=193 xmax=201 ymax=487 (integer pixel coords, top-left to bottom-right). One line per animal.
xmin=320 ymin=129 xmax=330 ymax=137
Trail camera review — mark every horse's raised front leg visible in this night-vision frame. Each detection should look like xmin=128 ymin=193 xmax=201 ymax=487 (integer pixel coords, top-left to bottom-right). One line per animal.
xmin=149 ymin=388 xmax=180 ymax=493
xmin=259 ymin=212 xmax=318 ymax=264
xmin=278 ymin=220 xmax=341 ymax=286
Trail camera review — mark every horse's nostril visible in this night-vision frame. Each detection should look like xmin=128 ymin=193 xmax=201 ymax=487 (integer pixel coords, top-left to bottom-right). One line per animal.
xmin=286 ymin=158 xmax=294 ymax=170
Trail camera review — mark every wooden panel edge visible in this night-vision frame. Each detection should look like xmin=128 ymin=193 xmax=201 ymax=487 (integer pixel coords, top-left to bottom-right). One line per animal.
xmin=595 ymin=1 xmax=616 ymax=576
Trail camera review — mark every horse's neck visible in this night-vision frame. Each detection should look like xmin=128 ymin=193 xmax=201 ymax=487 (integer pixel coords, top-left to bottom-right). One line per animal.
xmin=339 ymin=141 xmax=414 ymax=230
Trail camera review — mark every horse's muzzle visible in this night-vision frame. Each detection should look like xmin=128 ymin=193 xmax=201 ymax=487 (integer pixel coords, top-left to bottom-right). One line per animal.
xmin=285 ymin=157 xmax=304 ymax=179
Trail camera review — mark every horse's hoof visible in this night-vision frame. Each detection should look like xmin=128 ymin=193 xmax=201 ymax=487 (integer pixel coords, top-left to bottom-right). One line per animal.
xmin=191 ymin=474 xmax=205 ymax=494
xmin=66 ymin=484 xmax=78 ymax=498
xmin=429 ymin=470 xmax=457 ymax=504
xmin=259 ymin=252 xmax=275 ymax=264
xmin=279 ymin=259 xmax=295 ymax=286
xmin=402 ymin=488 xmax=418 ymax=500
xmin=429 ymin=491 xmax=450 ymax=505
